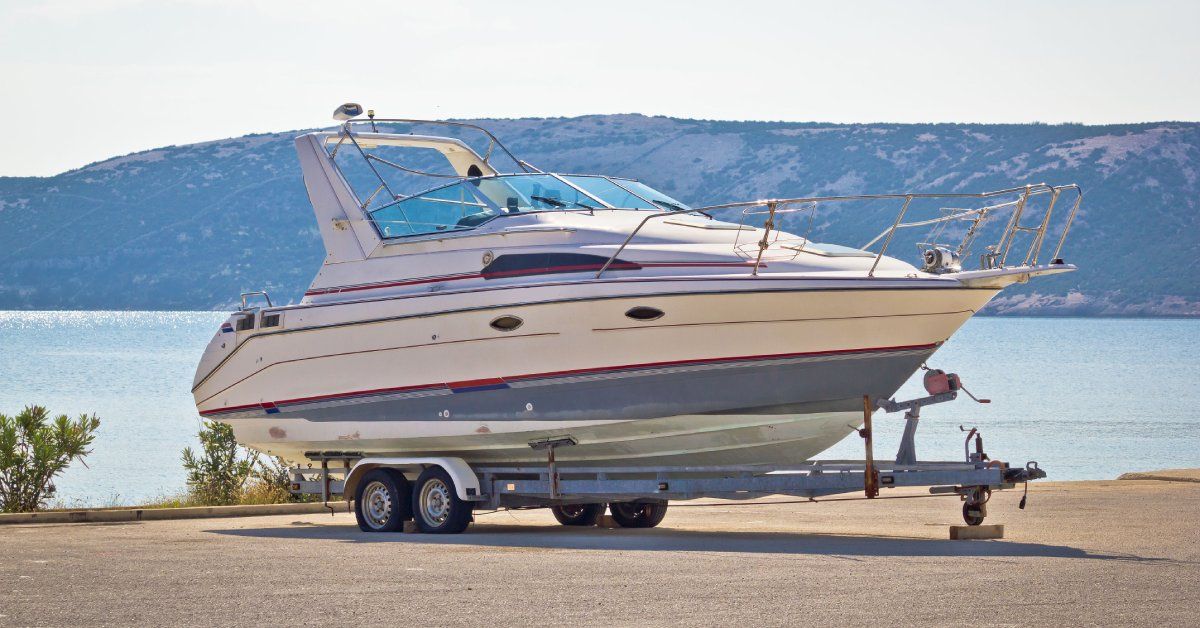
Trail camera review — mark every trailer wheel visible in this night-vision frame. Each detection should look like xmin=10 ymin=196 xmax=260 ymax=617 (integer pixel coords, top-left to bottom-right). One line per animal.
xmin=608 ymin=501 xmax=668 ymax=528
xmin=551 ymin=503 xmax=605 ymax=526
xmin=354 ymin=468 xmax=411 ymax=532
xmin=962 ymin=501 xmax=986 ymax=526
xmin=412 ymin=466 xmax=472 ymax=534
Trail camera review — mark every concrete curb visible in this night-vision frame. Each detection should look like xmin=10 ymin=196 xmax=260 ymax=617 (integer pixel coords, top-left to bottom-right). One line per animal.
xmin=1117 ymin=469 xmax=1200 ymax=483
xmin=0 ymin=501 xmax=341 ymax=525
xmin=1117 ymin=473 xmax=1200 ymax=483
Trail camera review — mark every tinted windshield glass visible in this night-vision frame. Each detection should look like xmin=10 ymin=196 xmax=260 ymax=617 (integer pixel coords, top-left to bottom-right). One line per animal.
xmin=563 ymin=176 xmax=655 ymax=209
xmin=614 ymin=179 xmax=691 ymax=211
xmin=370 ymin=182 xmax=496 ymax=237
xmin=367 ymin=174 xmax=692 ymax=239
xmin=474 ymin=175 xmax=599 ymax=211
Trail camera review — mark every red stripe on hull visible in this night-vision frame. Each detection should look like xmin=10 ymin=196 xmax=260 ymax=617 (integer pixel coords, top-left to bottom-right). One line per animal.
xmin=198 ymin=342 xmax=936 ymax=416
xmin=447 ymin=377 xmax=508 ymax=390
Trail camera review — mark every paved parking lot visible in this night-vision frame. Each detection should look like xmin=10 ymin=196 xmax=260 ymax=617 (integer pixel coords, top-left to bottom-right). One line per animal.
xmin=3 ymin=479 xmax=1197 ymax=626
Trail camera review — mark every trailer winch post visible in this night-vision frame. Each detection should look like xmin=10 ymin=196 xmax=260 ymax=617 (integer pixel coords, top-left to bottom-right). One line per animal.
xmin=862 ymin=395 xmax=879 ymax=498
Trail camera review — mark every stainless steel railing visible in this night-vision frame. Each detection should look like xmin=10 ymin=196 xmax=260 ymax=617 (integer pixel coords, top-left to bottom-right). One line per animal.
xmin=239 ymin=291 xmax=273 ymax=310
xmin=595 ymin=183 xmax=1082 ymax=279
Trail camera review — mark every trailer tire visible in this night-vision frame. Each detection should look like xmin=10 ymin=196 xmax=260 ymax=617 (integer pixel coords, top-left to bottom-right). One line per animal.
xmin=551 ymin=503 xmax=605 ymax=526
xmin=963 ymin=501 xmax=986 ymax=526
xmin=412 ymin=466 xmax=473 ymax=534
xmin=354 ymin=468 xmax=411 ymax=532
xmin=608 ymin=501 xmax=668 ymax=528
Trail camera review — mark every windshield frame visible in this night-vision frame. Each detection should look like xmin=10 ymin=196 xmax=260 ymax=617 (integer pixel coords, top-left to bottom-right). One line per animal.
xmin=367 ymin=173 xmax=689 ymax=242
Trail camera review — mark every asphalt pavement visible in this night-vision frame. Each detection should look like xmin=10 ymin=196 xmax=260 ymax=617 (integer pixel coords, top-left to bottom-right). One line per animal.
xmin=2 ymin=478 xmax=1197 ymax=626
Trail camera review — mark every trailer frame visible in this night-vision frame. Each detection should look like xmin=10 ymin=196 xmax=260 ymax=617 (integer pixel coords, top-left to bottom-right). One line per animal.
xmin=288 ymin=391 xmax=1047 ymax=532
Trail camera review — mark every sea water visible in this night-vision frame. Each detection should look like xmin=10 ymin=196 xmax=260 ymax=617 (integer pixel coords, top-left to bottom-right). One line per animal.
xmin=0 ymin=312 xmax=1197 ymax=506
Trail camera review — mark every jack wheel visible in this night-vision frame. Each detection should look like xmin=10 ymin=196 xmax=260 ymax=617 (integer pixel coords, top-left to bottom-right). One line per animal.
xmin=354 ymin=468 xmax=411 ymax=532
xmin=551 ymin=503 xmax=605 ymax=526
xmin=412 ymin=466 xmax=473 ymax=534
xmin=963 ymin=501 xmax=986 ymax=526
xmin=608 ymin=501 xmax=669 ymax=528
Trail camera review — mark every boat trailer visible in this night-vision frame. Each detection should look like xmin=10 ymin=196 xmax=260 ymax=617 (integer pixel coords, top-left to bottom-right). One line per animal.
xmin=288 ymin=370 xmax=1047 ymax=533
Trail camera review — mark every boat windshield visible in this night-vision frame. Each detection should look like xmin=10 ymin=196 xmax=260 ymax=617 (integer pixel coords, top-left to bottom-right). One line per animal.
xmin=368 ymin=174 xmax=691 ymax=238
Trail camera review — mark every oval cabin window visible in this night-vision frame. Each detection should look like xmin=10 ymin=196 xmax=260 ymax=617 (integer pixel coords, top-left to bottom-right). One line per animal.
xmin=625 ymin=306 xmax=665 ymax=321
xmin=490 ymin=315 xmax=524 ymax=332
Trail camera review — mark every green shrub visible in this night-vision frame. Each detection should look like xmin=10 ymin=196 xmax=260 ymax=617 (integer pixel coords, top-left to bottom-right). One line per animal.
xmin=180 ymin=421 xmax=309 ymax=506
xmin=241 ymin=454 xmax=305 ymax=504
xmin=0 ymin=406 xmax=100 ymax=513
xmin=181 ymin=420 xmax=257 ymax=506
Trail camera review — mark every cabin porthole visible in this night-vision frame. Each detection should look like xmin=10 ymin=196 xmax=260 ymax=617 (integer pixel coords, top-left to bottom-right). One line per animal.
xmin=490 ymin=315 xmax=523 ymax=332
xmin=625 ymin=306 xmax=665 ymax=322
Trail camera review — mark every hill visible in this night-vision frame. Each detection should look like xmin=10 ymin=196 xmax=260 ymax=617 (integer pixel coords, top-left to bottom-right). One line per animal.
xmin=1 ymin=115 xmax=1197 ymax=315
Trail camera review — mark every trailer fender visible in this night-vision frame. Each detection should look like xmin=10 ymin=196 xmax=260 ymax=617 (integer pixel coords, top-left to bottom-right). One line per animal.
xmin=343 ymin=457 xmax=481 ymax=502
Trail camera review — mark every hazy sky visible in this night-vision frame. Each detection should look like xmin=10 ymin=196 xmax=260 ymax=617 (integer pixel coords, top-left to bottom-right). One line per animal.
xmin=3 ymin=0 xmax=1198 ymax=176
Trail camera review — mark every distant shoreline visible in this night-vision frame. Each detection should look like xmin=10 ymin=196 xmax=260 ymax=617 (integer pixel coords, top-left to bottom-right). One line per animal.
xmin=4 ymin=118 xmax=1197 ymax=317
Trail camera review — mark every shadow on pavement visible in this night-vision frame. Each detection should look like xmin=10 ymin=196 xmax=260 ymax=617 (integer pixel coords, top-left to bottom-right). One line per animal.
xmin=209 ymin=521 xmax=1165 ymax=562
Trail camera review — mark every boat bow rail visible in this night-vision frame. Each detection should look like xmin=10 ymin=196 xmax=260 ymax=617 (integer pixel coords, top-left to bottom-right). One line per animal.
xmin=597 ymin=183 xmax=1083 ymax=278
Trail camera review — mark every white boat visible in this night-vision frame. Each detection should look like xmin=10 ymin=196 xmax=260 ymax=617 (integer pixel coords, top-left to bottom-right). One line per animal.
xmin=191 ymin=104 xmax=1081 ymax=469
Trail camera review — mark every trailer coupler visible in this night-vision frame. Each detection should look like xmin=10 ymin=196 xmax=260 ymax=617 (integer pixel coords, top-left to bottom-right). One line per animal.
xmin=1005 ymin=461 xmax=1046 ymax=511
xmin=1004 ymin=461 xmax=1046 ymax=484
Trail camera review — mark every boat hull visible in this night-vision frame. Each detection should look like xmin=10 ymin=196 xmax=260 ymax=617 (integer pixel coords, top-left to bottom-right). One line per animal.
xmin=196 ymin=282 xmax=994 ymax=465
xmin=215 ymin=342 xmax=934 ymax=464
